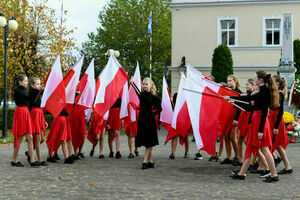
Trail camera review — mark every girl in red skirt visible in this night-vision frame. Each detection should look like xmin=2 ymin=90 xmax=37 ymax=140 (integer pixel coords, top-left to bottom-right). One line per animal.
xmin=11 ymin=74 xmax=39 ymax=167
xmin=46 ymin=109 xmax=74 ymax=164
xmin=107 ymin=97 xmax=122 ymax=159
xmin=269 ymin=75 xmax=292 ymax=174
xmin=227 ymin=70 xmax=279 ymax=182
xmin=88 ymin=112 xmax=107 ymax=159
xmin=236 ymin=79 xmax=254 ymax=164
xmin=29 ymin=77 xmax=48 ymax=166
xmin=221 ymin=75 xmax=242 ymax=165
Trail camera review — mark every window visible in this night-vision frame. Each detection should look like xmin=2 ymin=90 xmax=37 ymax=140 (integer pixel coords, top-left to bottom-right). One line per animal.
xmin=217 ymin=17 xmax=238 ymax=47
xmin=262 ymin=17 xmax=283 ymax=46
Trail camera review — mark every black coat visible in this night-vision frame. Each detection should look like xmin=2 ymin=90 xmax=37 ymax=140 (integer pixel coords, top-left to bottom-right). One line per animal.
xmin=136 ymin=91 xmax=162 ymax=147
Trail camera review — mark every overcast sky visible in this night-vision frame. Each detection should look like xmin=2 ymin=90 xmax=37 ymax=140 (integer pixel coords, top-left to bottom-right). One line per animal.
xmin=34 ymin=0 xmax=107 ymax=51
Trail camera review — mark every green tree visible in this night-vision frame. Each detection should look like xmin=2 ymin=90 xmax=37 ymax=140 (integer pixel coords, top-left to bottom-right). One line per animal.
xmin=81 ymin=0 xmax=172 ymax=95
xmin=211 ymin=44 xmax=233 ymax=83
xmin=294 ymin=39 xmax=300 ymax=74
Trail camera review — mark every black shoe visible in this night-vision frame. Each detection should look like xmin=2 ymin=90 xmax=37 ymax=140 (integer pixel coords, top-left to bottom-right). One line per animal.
xmin=278 ymin=168 xmax=293 ymax=174
xmin=64 ymin=157 xmax=74 ymax=164
xmin=274 ymin=156 xmax=282 ymax=167
xmin=184 ymin=153 xmax=189 ymax=158
xmin=47 ymin=156 xmax=57 ymax=163
xmin=134 ymin=151 xmax=139 ymax=157
xmin=191 ymin=137 xmax=195 ymax=142
xmin=250 ymin=169 xmax=265 ymax=174
xmin=115 ymin=151 xmax=122 ymax=159
xmin=11 ymin=161 xmax=24 ymax=167
xmin=231 ymin=170 xmax=240 ymax=175
xmin=30 ymin=161 xmax=40 ymax=167
xmin=109 ymin=152 xmax=114 ymax=158
xmin=208 ymin=156 xmax=215 ymax=161
xmin=128 ymin=153 xmax=134 ymax=158
xmin=169 ymin=153 xmax=175 ymax=159
xmin=39 ymin=161 xmax=48 ymax=166
xmin=194 ymin=153 xmax=203 ymax=160
xmin=99 ymin=155 xmax=105 ymax=159
xmin=70 ymin=154 xmax=80 ymax=161
xmin=220 ymin=158 xmax=232 ymax=164
xmin=248 ymin=164 xmax=255 ymax=172
xmin=230 ymin=173 xmax=245 ymax=180
xmin=263 ymin=176 xmax=279 ymax=183
xmin=147 ymin=162 xmax=154 ymax=168
xmin=90 ymin=150 xmax=94 ymax=157
xmin=259 ymin=170 xmax=271 ymax=178
xmin=25 ymin=151 xmax=30 ymax=164
xmin=214 ymin=156 xmax=221 ymax=162
xmin=53 ymin=153 xmax=60 ymax=160
xmin=78 ymin=153 xmax=85 ymax=158
xmin=233 ymin=160 xmax=243 ymax=166
xmin=141 ymin=162 xmax=148 ymax=170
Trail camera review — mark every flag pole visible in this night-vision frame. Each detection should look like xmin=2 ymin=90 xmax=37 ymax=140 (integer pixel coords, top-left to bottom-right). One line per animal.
xmin=149 ymin=7 xmax=152 ymax=79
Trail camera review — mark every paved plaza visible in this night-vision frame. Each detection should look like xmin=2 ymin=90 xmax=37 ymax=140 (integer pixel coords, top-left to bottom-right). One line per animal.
xmin=0 ymin=129 xmax=299 ymax=200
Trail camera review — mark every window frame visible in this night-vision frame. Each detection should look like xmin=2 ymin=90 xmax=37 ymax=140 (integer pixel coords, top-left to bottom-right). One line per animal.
xmin=217 ymin=17 xmax=238 ymax=47
xmin=262 ymin=16 xmax=283 ymax=47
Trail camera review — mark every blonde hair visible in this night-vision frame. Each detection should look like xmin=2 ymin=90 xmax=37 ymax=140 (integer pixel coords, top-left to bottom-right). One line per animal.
xmin=228 ymin=75 xmax=241 ymax=90
xmin=143 ymin=77 xmax=156 ymax=95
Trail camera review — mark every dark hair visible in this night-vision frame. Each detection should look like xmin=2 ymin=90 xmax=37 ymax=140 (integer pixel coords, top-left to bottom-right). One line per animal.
xmin=273 ymin=75 xmax=287 ymax=99
xmin=12 ymin=74 xmax=27 ymax=100
xmin=256 ymin=70 xmax=279 ymax=109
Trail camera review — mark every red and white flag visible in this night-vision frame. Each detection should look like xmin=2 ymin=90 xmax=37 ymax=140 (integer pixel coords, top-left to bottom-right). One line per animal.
xmin=128 ymin=62 xmax=141 ymax=109
xmin=94 ymin=54 xmax=129 ymax=117
xmin=184 ymin=77 xmax=222 ymax=155
xmin=41 ymin=55 xmax=66 ymax=117
xmin=160 ymin=76 xmax=173 ymax=131
xmin=171 ymin=73 xmax=191 ymax=137
xmin=186 ymin=64 xmax=239 ymax=136
xmin=63 ymin=56 xmax=84 ymax=113
xmin=289 ymin=81 xmax=296 ymax=106
xmin=120 ymin=81 xmax=129 ymax=120
xmin=77 ymin=59 xmax=95 ymax=109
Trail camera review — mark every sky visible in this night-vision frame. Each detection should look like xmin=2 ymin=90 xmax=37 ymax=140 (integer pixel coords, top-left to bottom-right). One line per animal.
xmin=33 ymin=0 xmax=107 ymax=52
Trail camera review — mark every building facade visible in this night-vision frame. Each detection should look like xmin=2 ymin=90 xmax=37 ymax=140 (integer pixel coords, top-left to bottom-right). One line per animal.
xmin=168 ymin=0 xmax=300 ymax=93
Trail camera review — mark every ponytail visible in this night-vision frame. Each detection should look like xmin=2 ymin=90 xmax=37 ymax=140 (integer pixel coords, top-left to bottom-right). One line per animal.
xmin=11 ymin=74 xmax=27 ymax=100
xmin=273 ymin=75 xmax=287 ymax=99
xmin=256 ymin=70 xmax=279 ymax=109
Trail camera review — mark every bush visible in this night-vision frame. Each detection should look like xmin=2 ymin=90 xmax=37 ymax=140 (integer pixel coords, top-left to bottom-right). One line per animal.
xmin=294 ymin=39 xmax=300 ymax=74
xmin=211 ymin=44 xmax=233 ymax=83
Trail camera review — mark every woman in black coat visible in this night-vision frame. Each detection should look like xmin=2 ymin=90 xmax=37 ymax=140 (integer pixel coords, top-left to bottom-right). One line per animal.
xmin=130 ymin=77 xmax=162 ymax=170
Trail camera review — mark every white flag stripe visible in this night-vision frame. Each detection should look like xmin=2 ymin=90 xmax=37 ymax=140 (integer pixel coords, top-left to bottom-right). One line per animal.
xmin=171 ymin=72 xmax=187 ymax=129
xmin=120 ymin=81 xmax=129 ymax=119
xmin=160 ymin=76 xmax=173 ymax=124
xmin=78 ymin=59 xmax=95 ymax=108
xmin=41 ymin=55 xmax=63 ymax=108
xmin=65 ymin=56 xmax=84 ymax=104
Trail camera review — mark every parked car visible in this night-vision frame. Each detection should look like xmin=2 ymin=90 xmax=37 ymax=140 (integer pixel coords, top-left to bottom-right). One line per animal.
xmin=0 ymin=101 xmax=17 ymax=108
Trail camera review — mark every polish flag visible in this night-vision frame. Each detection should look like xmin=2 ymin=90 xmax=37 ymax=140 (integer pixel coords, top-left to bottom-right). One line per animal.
xmin=94 ymin=54 xmax=129 ymax=117
xmin=77 ymin=59 xmax=95 ymax=109
xmin=186 ymin=64 xmax=239 ymax=136
xmin=160 ymin=76 xmax=173 ymax=131
xmin=128 ymin=62 xmax=141 ymax=110
xmin=184 ymin=77 xmax=223 ymax=155
xmin=120 ymin=81 xmax=130 ymax=121
xmin=63 ymin=56 xmax=84 ymax=113
xmin=41 ymin=55 xmax=66 ymax=117
xmin=171 ymin=73 xmax=191 ymax=138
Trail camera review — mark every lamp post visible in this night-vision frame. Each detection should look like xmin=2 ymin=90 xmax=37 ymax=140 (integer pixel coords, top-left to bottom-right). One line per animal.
xmin=107 ymin=49 xmax=120 ymax=58
xmin=0 ymin=13 xmax=18 ymax=138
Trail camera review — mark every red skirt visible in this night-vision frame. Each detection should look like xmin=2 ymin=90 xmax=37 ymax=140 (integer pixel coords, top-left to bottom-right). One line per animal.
xmin=46 ymin=116 xmax=70 ymax=155
xmin=268 ymin=110 xmax=289 ymax=152
xmin=223 ymin=108 xmax=237 ymax=136
xmin=12 ymin=106 xmax=33 ymax=148
xmin=31 ymin=107 xmax=46 ymax=135
xmin=125 ymin=121 xmax=138 ymax=138
xmin=108 ymin=107 xmax=121 ymax=130
xmin=237 ymin=111 xmax=251 ymax=137
xmin=70 ymin=106 xmax=87 ymax=150
xmin=87 ymin=113 xmax=107 ymax=143
xmin=244 ymin=111 xmax=272 ymax=160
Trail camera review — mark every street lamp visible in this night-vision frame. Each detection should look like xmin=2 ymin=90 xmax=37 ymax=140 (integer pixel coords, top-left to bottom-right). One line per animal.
xmin=0 ymin=12 xmax=18 ymax=138
xmin=107 ymin=49 xmax=120 ymax=58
